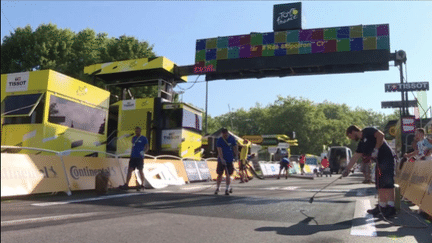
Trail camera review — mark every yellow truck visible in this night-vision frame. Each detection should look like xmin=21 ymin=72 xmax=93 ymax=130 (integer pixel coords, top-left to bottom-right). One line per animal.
xmin=242 ymin=134 xmax=298 ymax=161
xmin=1 ymin=70 xmax=110 ymax=156
xmin=1 ymin=57 xmax=203 ymax=159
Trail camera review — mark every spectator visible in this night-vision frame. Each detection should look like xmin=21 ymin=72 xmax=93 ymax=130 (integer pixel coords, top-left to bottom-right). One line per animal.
xmin=404 ymin=128 xmax=432 ymax=161
xmin=239 ymin=140 xmax=250 ymax=183
xmin=299 ymin=154 xmax=306 ymax=175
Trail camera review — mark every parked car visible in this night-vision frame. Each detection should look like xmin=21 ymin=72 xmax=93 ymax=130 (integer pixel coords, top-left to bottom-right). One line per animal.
xmin=328 ymin=146 xmax=352 ymax=174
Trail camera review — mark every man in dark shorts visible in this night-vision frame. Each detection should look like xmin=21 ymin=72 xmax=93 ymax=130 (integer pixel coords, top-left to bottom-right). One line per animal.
xmin=344 ymin=125 xmax=396 ymax=218
xmin=215 ymin=128 xmax=239 ymax=195
xmin=119 ymin=126 xmax=149 ymax=191
xmin=277 ymin=155 xmax=290 ymax=179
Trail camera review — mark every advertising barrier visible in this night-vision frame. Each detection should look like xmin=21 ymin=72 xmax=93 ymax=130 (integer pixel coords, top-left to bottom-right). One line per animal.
xmin=403 ymin=160 xmax=432 ymax=206
xmin=397 ymin=161 xmax=415 ymax=196
xmin=206 ymin=159 xmax=240 ymax=181
xmin=154 ymin=158 xmax=189 ymax=183
xmin=183 ymin=159 xmax=212 ymax=182
xmin=420 ymin=172 xmax=432 ymax=217
xmin=1 ymin=153 xmax=69 ymax=197
xmin=63 ymin=156 xmax=125 ymax=191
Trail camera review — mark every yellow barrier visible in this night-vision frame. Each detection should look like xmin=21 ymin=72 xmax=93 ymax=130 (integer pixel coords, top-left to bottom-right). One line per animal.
xmin=403 ymin=160 xmax=432 ymax=207
xmin=398 ymin=161 xmax=415 ymax=196
xmin=420 ymin=164 xmax=432 ymax=216
xmin=154 ymin=159 xmax=189 ymax=183
xmin=1 ymin=153 xmax=69 ymax=197
xmin=206 ymin=160 xmax=241 ymax=181
xmin=207 ymin=160 xmax=219 ymax=180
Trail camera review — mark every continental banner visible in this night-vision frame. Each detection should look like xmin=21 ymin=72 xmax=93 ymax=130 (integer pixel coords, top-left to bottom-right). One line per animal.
xmin=1 ymin=153 xmax=69 ymax=197
xmin=403 ymin=160 xmax=432 ymax=205
xmin=63 ymin=156 xmax=125 ymax=191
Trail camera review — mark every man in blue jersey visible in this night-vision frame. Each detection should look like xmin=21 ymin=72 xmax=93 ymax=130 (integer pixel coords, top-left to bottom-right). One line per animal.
xmin=344 ymin=125 xmax=397 ymax=218
xmin=277 ymin=155 xmax=290 ymax=179
xmin=215 ymin=128 xmax=239 ymax=195
xmin=120 ymin=126 xmax=149 ymax=191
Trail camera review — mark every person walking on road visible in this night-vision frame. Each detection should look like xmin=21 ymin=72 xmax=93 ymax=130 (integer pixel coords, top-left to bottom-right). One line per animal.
xmin=344 ymin=125 xmax=397 ymax=218
xmin=277 ymin=155 xmax=290 ymax=179
xmin=239 ymin=139 xmax=250 ymax=183
xmin=119 ymin=126 xmax=149 ymax=191
xmin=215 ymin=128 xmax=239 ymax=195
xmin=320 ymin=156 xmax=330 ymax=177
xmin=299 ymin=154 xmax=306 ymax=175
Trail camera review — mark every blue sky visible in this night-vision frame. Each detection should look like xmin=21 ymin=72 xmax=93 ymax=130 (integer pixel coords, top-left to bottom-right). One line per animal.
xmin=1 ymin=1 xmax=431 ymax=118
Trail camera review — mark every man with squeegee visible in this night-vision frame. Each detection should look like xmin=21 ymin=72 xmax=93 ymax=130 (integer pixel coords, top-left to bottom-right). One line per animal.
xmin=343 ymin=125 xmax=397 ymax=218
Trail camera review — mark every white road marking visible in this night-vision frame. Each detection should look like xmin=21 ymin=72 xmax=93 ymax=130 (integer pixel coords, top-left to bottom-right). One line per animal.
xmin=31 ymin=193 xmax=143 ymax=207
xmin=1 ymin=212 xmax=100 ymax=226
xmin=350 ymin=199 xmax=377 ymax=237
xmin=258 ymin=187 xmax=349 ymax=193
xmin=180 ymin=185 xmax=213 ymax=190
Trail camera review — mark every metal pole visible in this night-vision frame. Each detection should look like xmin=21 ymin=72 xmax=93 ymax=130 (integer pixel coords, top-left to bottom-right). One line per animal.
xmin=204 ymin=80 xmax=208 ymax=135
xmin=399 ymin=62 xmax=405 ymax=116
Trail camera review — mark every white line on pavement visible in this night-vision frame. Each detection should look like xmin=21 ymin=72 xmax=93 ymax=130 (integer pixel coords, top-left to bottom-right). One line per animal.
xmin=350 ymin=199 xmax=377 ymax=237
xmin=31 ymin=193 xmax=143 ymax=207
xmin=180 ymin=185 xmax=213 ymax=190
xmin=1 ymin=212 xmax=100 ymax=226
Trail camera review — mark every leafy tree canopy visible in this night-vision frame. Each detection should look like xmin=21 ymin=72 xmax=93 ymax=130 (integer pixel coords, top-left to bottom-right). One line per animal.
xmin=1 ymin=23 xmax=158 ymax=100
xmin=207 ymin=96 xmax=399 ymax=155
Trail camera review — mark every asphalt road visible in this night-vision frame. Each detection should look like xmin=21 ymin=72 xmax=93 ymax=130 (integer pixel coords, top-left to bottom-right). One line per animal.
xmin=1 ymin=172 xmax=431 ymax=243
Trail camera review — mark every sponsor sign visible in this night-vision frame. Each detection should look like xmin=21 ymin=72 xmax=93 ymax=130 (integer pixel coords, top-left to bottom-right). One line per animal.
xmin=403 ymin=160 xmax=431 ymax=205
xmin=1 ymin=154 xmax=69 ymax=197
xmin=401 ymin=116 xmax=416 ymax=133
xmin=161 ymin=129 xmax=182 ymax=150
xmin=181 ymin=160 xmax=212 ymax=181
xmin=195 ymin=24 xmax=389 ymax=73
xmin=6 ymin=72 xmax=30 ymax=92
xmin=196 ymin=161 xmax=212 ymax=181
xmin=63 ymin=156 xmax=124 ymax=191
xmin=122 ymin=99 xmax=136 ymax=110
xmin=385 ymin=82 xmax=429 ymax=92
xmin=273 ymin=2 xmax=302 ymax=31
xmin=381 ymin=100 xmax=417 ymax=109
xmin=183 ymin=160 xmax=201 ymax=182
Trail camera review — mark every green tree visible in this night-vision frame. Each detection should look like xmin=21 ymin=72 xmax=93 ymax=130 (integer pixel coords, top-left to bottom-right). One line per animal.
xmin=212 ymin=96 xmax=400 ymax=156
xmin=1 ymin=23 xmax=158 ymax=99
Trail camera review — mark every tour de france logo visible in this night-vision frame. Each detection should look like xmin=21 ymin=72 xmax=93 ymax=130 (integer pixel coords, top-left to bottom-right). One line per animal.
xmin=277 ymin=8 xmax=299 ymax=25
